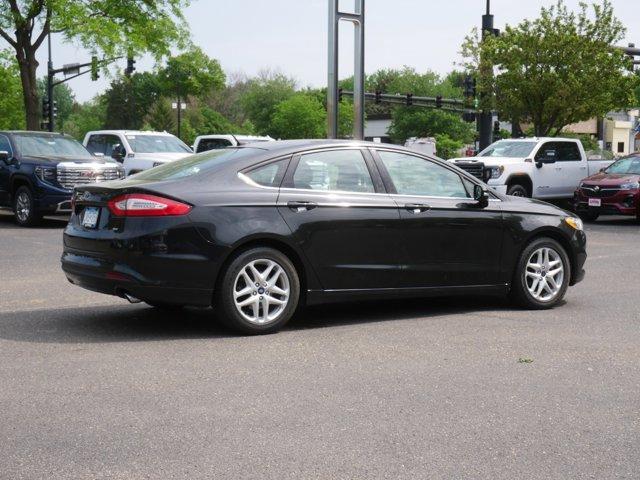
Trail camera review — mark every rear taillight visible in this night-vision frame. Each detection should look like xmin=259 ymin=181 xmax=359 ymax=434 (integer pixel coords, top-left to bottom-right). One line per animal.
xmin=107 ymin=194 xmax=192 ymax=217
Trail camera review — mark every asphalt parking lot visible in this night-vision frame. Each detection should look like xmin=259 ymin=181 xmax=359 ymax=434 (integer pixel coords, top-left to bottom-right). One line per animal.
xmin=1 ymin=210 xmax=639 ymax=480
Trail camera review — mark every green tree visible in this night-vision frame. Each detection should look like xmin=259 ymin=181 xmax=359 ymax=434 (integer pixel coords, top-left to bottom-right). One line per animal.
xmin=240 ymin=70 xmax=297 ymax=135
xmin=63 ymin=97 xmax=106 ymax=141
xmin=158 ymin=47 xmax=225 ymax=102
xmin=142 ymin=98 xmax=176 ymax=133
xmin=37 ymin=77 xmax=74 ymax=129
xmin=388 ymin=109 xmax=474 ymax=145
xmin=0 ymin=0 xmax=189 ymax=130
xmin=0 ymin=49 xmax=25 ymax=129
xmin=103 ymin=72 xmax=164 ymax=130
xmin=434 ymin=134 xmax=464 ymax=160
xmin=270 ymin=94 xmax=325 ymax=139
xmin=465 ymin=0 xmax=638 ymax=136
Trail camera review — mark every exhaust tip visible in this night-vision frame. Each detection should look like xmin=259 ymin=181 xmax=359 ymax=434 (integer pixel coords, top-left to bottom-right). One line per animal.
xmin=118 ymin=290 xmax=142 ymax=304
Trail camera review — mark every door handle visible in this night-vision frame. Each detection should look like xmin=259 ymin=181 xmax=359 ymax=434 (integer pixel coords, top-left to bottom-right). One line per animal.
xmin=405 ymin=203 xmax=431 ymax=214
xmin=287 ymin=200 xmax=317 ymax=212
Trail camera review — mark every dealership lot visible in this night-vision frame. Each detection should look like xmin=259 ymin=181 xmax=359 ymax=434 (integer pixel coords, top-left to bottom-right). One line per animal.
xmin=1 ymin=211 xmax=639 ymax=479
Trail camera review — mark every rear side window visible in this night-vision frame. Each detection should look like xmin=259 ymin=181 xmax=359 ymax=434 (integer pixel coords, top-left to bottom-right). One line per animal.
xmin=556 ymin=142 xmax=581 ymax=161
xmin=197 ymin=138 xmax=232 ymax=153
xmin=243 ymin=159 xmax=289 ymax=187
xmin=291 ymin=150 xmax=375 ymax=193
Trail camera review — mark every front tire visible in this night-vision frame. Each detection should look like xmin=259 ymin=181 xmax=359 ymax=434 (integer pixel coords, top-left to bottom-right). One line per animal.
xmin=13 ymin=186 xmax=42 ymax=227
xmin=507 ymin=184 xmax=529 ymax=198
xmin=510 ymin=237 xmax=571 ymax=309
xmin=215 ymin=247 xmax=300 ymax=334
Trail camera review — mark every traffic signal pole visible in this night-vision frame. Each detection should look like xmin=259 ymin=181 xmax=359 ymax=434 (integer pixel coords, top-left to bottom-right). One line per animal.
xmin=47 ymin=32 xmax=55 ymax=132
xmin=478 ymin=0 xmax=494 ymax=151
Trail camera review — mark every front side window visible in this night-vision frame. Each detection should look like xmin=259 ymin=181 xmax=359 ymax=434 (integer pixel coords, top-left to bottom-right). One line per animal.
xmin=14 ymin=134 xmax=90 ymax=157
xmin=125 ymin=135 xmax=191 ymax=153
xmin=103 ymin=135 xmax=123 ymax=156
xmin=292 ymin=150 xmax=375 ymax=193
xmin=243 ymin=159 xmax=289 ymax=187
xmin=378 ymin=151 xmax=470 ymax=198
xmin=0 ymin=135 xmax=13 ymax=156
xmin=535 ymin=142 xmax=558 ymax=161
xmin=85 ymin=135 xmax=105 ymax=155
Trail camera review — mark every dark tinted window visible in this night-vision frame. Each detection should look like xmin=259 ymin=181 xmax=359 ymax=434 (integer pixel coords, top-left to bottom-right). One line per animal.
xmin=197 ymin=138 xmax=233 ymax=153
xmin=103 ymin=135 xmax=122 ymax=156
xmin=243 ymin=159 xmax=289 ymax=187
xmin=292 ymin=150 xmax=374 ymax=193
xmin=0 ymin=135 xmax=12 ymax=155
xmin=130 ymin=148 xmax=262 ymax=181
xmin=556 ymin=142 xmax=581 ymax=161
xmin=378 ymin=151 xmax=470 ymax=198
xmin=85 ymin=135 xmax=105 ymax=155
xmin=535 ymin=142 xmax=558 ymax=161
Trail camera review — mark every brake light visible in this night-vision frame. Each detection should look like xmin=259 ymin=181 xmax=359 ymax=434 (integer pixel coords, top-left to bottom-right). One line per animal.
xmin=107 ymin=194 xmax=192 ymax=217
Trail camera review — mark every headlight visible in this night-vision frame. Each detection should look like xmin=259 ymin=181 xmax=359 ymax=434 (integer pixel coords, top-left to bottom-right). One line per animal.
xmin=565 ymin=217 xmax=584 ymax=231
xmin=486 ymin=166 xmax=504 ymax=180
xmin=34 ymin=166 xmax=57 ymax=183
xmin=620 ymin=182 xmax=640 ymax=190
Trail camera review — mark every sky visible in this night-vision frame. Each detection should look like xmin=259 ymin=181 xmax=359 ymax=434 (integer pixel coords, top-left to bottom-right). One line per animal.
xmin=27 ymin=0 xmax=640 ymax=103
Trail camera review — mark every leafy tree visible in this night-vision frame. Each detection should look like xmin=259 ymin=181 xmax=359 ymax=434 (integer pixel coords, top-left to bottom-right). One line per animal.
xmin=0 ymin=49 xmax=25 ymax=129
xmin=464 ymin=0 xmax=638 ymax=136
xmin=270 ymin=94 xmax=325 ymax=139
xmin=158 ymin=47 xmax=225 ymax=101
xmin=388 ymin=109 xmax=474 ymax=145
xmin=206 ymin=73 xmax=253 ymax=127
xmin=0 ymin=0 xmax=189 ymax=130
xmin=143 ymin=98 xmax=176 ymax=133
xmin=37 ymin=77 xmax=74 ymax=129
xmin=434 ymin=134 xmax=464 ymax=160
xmin=240 ymin=70 xmax=297 ymax=135
xmin=103 ymin=72 xmax=164 ymax=130
xmin=63 ymin=98 xmax=106 ymax=141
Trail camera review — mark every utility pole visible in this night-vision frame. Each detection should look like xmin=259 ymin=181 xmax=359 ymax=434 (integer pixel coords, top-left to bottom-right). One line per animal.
xmin=46 ymin=32 xmax=54 ymax=132
xmin=478 ymin=0 xmax=494 ymax=150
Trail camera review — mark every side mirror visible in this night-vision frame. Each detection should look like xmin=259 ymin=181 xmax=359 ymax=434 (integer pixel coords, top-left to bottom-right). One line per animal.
xmin=473 ymin=184 xmax=489 ymax=208
xmin=0 ymin=150 xmax=9 ymax=164
xmin=111 ymin=144 xmax=125 ymax=162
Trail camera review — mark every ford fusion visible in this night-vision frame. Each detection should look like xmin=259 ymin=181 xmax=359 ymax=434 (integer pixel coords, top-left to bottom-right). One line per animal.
xmin=62 ymin=141 xmax=587 ymax=334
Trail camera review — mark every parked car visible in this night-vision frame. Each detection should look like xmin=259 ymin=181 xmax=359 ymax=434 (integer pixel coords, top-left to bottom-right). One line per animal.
xmin=404 ymin=137 xmax=437 ymax=156
xmin=62 ymin=140 xmax=586 ymax=334
xmin=83 ymin=130 xmax=192 ymax=176
xmin=449 ymin=138 xmax=613 ymax=199
xmin=0 ymin=131 xmax=124 ymax=227
xmin=193 ymin=134 xmax=275 ymax=153
xmin=574 ymin=153 xmax=640 ymax=221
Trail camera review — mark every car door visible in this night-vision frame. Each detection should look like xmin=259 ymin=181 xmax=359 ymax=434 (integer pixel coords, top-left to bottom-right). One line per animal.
xmin=0 ymin=134 xmax=15 ymax=205
xmin=372 ymin=149 xmax=504 ymax=288
xmin=277 ymin=148 xmax=403 ymax=290
xmin=554 ymin=141 xmax=586 ymax=196
xmin=533 ymin=141 xmax=563 ymax=198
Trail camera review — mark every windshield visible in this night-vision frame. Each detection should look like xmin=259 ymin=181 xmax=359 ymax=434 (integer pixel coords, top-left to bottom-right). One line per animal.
xmin=605 ymin=156 xmax=640 ymax=175
xmin=130 ymin=148 xmax=263 ymax=181
xmin=14 ymin=134 xmax=90 ymax=157
xmin=479 ymin=141 xmax=537 ymax=158
xmin=126 ymin=135 xmax=192 ymax=154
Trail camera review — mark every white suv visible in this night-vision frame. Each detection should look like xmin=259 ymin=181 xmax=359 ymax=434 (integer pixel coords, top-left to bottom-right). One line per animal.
xmin=83 ymin=130 xmax=192 ymax=176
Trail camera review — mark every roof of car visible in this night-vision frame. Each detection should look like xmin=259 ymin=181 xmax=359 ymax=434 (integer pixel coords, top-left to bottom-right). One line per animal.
xmin=0 ymin=130 xmax=68 ymax=136
xmin=86 ymin=130 xmax=176 ymax=136
xmin=237 ymin=139 xmax=402 ymax=153
xmin=495 ymin=137 xmax=579 ymax=142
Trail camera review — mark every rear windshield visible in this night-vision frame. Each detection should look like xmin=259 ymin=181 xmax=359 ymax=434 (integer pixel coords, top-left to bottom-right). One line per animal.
xmin=14 ymin=134 xmax=89 ymax=157
xmin=605 ymin=156 xmax=640 ymax=175
xmin=130 ymin=148 xmax=263 ymax=181
xmin=478 ymin=141 xmax=537 ymax=158
xmin=125 ymin=134 xmax=192 ymax=153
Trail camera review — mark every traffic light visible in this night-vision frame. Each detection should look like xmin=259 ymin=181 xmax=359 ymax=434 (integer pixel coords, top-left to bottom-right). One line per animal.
xmin=493 ymin=120 xmax=501 ymax=138
xmin=125 ymin=56 xmax=136 ymax=76
xmin=42 ymin=98 xmax=50 ymax=120
xmin=435 ymin=95 xmax=443 ymax=108
xmin=375 ymin=90 xmax=382 ymax=104
xmin=406 ymin=93 xmax=413 ymax=106
xmin=52 ymin=100 xmax=58 ymax=119
xmin=338 ymin=88 xmax=343 ymax=102
xmin=90 ymin=56 xmax=99 ymax=81
xmin=463 ymin=75 xmax=476 ymax=99
xmin=462 ymin=112 xmax=476 ymax=123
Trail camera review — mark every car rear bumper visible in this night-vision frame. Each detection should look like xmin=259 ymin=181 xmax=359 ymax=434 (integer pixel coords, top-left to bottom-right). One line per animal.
xmin=61 ymin=251 xmax=213 ymax=306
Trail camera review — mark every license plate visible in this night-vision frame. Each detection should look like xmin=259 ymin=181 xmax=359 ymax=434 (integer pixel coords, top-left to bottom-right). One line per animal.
xmin=588 ymin=198 xmax=602 ymax=207
xmin=82 ymin=207 xmax=100 ymax=228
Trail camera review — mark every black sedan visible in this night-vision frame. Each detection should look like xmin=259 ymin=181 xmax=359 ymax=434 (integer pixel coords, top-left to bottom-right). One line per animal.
xmin=62 ymin=140 xmax=587 ymax=334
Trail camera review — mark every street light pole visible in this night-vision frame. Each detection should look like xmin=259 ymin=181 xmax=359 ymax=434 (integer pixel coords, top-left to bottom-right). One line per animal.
xmin=47 ymin=32 xmax=54 ymax=132
xmin=478 ymin=0 xmax=494 ymax=150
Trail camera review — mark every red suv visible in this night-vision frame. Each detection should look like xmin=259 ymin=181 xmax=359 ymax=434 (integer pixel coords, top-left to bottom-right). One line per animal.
xmin=574 ymin=154 xmax=640 ymax=221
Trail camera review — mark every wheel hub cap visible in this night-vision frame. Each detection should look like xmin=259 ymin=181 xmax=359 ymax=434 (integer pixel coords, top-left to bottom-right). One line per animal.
xmin=524 ymin=247 xmax=564 ymax=302
xmin=233 ymin=259 xmax=290 ymax=325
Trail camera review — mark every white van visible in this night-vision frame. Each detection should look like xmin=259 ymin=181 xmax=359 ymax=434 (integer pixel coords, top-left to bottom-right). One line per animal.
xmin=83 ymin=130 xmax=192 ymax=176
xmin=192 ymin=134 xmax=275 ymax=153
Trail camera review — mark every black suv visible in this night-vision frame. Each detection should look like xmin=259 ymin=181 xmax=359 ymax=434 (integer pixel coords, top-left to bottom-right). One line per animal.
xmin=0 ymin=131 xmax=124 ymax=226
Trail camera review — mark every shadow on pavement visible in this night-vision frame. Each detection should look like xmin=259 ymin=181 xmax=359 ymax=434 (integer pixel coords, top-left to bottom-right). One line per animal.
xmin=0 ymin=211 xmax=68 ymax=230
xmin=0 ymin=296 xmax=515 ymax=344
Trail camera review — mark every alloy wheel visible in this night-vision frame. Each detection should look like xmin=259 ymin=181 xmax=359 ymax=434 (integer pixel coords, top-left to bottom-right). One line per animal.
xmin=233 ymin=259 xmax=290 ymax=325
xmin=15 ymin=191 xmax=31 ymax=223
xmin=524 ymin=247 xmax=564 ymax=302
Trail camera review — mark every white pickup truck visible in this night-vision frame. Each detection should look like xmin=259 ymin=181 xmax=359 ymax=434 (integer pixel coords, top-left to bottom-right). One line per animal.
xmin=449 ymin=138 xmax=613 ymax=199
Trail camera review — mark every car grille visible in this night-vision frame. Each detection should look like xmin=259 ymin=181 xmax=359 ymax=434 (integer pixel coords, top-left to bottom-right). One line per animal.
xmin=580 ymin=185 xmax=620 ymax=198
xmin=453 ymin=161 xmax=485 ymax=180
xmin=57 ymin=166 xmax=123 ymax=190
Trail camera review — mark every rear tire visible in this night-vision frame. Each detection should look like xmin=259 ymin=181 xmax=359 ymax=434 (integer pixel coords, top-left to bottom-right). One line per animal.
xmin=215 ymin=247 xmax=300 ymax=334
xmin=507 ymin=184 xmax=529 ymax=198
xmin=13 ymin=186 xmax=42 ymax=227
xmin=510 ymin=237 xmax=571 ymax=309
